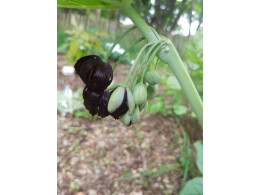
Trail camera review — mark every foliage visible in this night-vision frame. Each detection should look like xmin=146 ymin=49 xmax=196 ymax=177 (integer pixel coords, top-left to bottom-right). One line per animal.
xmin=180 ymin=177 xmax=203 ymax=195
xmin=59 ymin=26 xmax=133 ymax=65
xmin=146 ymin=74 xmax=188 ymax=118
xmin=194 ymin=141 xmax=203 ymax=174
xmin=60 ymin=15 xmax=107 ymax=64
xmin=179 ymin=129 xmax=203 ymax=195
xmin=57 ymin=0 xmax=120 ymax=9
xmin=57 ymin=29 xmax=69 ymax=53
xmin=179 ymin=127 xmax=193 ymax=186
xmin=185 ymin=30 xmax=203 ymax=98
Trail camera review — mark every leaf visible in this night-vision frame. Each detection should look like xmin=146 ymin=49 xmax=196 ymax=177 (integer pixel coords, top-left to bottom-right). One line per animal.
xmin=194 ymin=141 xmax=203 ymax=174
xmin=180 ymin=177 xmax=203 ymax=195
xmin=149 ymin=101 xmax=164 ymax=114
xmin=167 ymin=76 xmax=181 ymax=90
xmin=173 ymin=105 xmax=187 ymax=116
xmin=69 ymin=40 xmax=78 ymax=57
xmin=57 ymin=0 xmax=120 ymax=9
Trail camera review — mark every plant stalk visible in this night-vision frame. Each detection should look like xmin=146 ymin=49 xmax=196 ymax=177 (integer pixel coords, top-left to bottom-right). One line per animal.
xmin=122 ymin=4 xmax=203 ymax=126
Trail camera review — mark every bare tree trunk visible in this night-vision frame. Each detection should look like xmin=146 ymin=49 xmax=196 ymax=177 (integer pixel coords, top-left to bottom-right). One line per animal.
xmin=169 ymin=0 xmax=187 ymax=32
xmin=196 ymin=8 xmax=203 ymax=31
xmin=187 ymin=0 xmax=195 ymax=41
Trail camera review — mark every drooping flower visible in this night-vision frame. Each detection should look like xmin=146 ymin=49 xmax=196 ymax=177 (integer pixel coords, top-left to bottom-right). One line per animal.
xmin=74 ymin=55 xmax=113 ymax=92
xmin=83 ymin=87 xmax=100 ymax=116
xmin=107 ymin=86 xmax=135 ymax=119
xmin=97 ymin=90 xmax=111 ymax=118
xmin=83 ymin=87 xmax=111 ymax=118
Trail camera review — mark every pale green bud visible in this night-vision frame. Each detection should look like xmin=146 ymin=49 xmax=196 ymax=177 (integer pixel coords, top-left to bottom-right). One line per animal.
xmin=108 ymin=86 xmax=125 ymax=113
xmin=144 ymin=70 xmax=160 ymax=86
xmin=119 ymin=111 xmax=131 ymax=126
xmin=126 ymin=88 xmax=135 ymax=115
xmin=133 ymin=83 xmax=147 ymax=106
xmin=130 ymin=106 xmax=140 ymax=125
xmin=139 ymin=100 xmax=147 ymax=111
xmin=147 ymin=84 xmax=159 ymax=99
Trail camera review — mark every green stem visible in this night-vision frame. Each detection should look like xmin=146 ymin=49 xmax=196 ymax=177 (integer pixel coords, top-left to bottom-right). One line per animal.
xmin=113 ymin=37 xmax=145 ymax=72
xmin=141 ymin=41 xmax=165 ymax=82
xmin=122 ymin=4 xmax=203 ymax=127
xmin=139 ymin=41 xmax=161 ymax=75
xmin=104 ymin=25 xmax=136 ymax=62
xmin=124 ymin=41 xmax=157 ymax=86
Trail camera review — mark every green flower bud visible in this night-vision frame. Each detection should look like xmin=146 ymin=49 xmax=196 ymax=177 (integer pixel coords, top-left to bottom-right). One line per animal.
xmin=139 ymin=101 xmax=148 ymax=112
xmin=133 ymin=83 xmax=147 ymax=106
xmin=126 ymin=88 xmax=135 ymax=114
xmin=130 ymin=106 xmax=140 ymax=125
xmin=139 ymin=100 xmax=147 ymax=111
xmin=108 ymin=86 xmax=125 ymax=113
xmin=144 ymin=70 xmax=160 ymax=85
xmin=147 ymin=84 xmax=159 ymax=99
xmin=119 ymin=111 xmax=131 ymax=126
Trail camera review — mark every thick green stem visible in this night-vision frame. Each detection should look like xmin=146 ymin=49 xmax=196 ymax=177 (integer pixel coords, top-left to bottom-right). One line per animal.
xmin=122 ymin=4 xmax=203 ymax=126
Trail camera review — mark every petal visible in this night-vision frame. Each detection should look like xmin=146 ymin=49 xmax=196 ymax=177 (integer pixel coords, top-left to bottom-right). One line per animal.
xmin=98 ymin=90 xmax=111 ymax=118
xmin=83 ymin=89 xmax=101 ymax=116
xmin=87 ymin=61 xmax=113 ymax=92
xmin=74 ymin=55 xmax=102 ymax=84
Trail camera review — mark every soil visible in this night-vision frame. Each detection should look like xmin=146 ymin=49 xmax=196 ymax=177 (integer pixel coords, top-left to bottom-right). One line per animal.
xmin=57 ymin=55 xmax=200 ymax=195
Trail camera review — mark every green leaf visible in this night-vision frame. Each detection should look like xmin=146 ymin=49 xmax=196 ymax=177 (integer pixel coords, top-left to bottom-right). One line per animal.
xmin=69 ymin=40 xmax=78 ymax=57
xmin=167 ymin=76 xmax=181 ymax=90
xmin=57 ymin=0 xmax=120 ymax=9
xmin=194 ymin=141 xmax=203 ymax=174
xmin=180 ymin=177 xmax=203 ymax=195
xmin=174 ymin=105 xmax=187 ymax=116
xmin=149 ymin=101 xmax=164 ymax=114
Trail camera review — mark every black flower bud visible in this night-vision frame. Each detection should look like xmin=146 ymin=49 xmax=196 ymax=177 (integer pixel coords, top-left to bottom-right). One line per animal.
xmin=74 ymin=55 xmax=113 ymax=92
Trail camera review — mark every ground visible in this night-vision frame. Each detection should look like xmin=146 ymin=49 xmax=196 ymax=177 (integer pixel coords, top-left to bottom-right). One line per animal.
xmin=57 ymin=55 xmax=200 ymax=195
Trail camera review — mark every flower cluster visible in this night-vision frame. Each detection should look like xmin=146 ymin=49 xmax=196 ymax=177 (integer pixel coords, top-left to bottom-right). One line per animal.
xmin=75 ymin=55 xmax=160 ymax=126
xmin=75 ymin=55 xmax=113 ymax=118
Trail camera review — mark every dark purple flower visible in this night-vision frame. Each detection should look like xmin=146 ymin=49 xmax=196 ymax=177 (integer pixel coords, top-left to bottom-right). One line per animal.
xmin=97 ymin=90 xmax=111 ymax=118
xmin=75 ymin=55 xmax=113 ymax=92
xmin=83 ymin=87 xmax=100 ymax=116
xmin=83 ymin=87 xmax=111 ymax=118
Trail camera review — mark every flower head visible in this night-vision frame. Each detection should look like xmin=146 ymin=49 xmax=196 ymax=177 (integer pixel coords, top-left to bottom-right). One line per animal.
xmin=75 ymin=55 xmax=113 ymax=92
